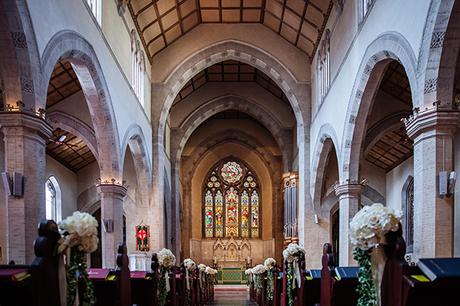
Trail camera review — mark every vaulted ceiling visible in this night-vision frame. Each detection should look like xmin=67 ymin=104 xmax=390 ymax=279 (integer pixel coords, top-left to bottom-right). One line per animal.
xmin=128 ymin=0 xmax=333 ymax=60
xmin=47 ymin=60 xmax=82 ymax=108
xmin=172 ymin=60 xmax=289 ymax=106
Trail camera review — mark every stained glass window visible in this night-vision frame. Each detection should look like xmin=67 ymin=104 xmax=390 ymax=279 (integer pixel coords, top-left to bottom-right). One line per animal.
xmin=45 ymin=176 xmax=61 ymax=221
xmin=203 ymin=159 xmax=260 ymax=238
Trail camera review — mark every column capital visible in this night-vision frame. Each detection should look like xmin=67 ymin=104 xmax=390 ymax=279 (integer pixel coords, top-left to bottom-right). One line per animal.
xmin=282 ymin=171 xmax=298 ymax=188
xmin=96 ymin=183 xmax=127 ymax=198
xmin=334 ymin=181 xmax=366 ymax=199
xmin=0 ymin=111 xmax=53 ymax=140
xmin=403 ymin=104 xmax=460 ymax=140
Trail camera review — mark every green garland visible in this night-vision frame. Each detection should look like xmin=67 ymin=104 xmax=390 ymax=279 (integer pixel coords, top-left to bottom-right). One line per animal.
xmin=158 ymin=267 xmax=168 ymax=306
xmin=353 ymin=248 xmax=377 ymax=306
xmin=67 ymin=248 xmax=96 ymax=306
xmin=267 ymin=269 xmax=274 ymax=301
xmin=286 ymin=264 xmax=295 ymax=306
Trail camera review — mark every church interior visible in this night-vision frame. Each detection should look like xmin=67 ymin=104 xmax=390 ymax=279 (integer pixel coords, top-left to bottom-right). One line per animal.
xmin=1 ymin=0 xmax=460 ymax=305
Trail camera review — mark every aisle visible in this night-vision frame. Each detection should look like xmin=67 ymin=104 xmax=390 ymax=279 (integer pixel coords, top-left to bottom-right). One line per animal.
xmin=206 ymin=285 xmax=257 ymax=305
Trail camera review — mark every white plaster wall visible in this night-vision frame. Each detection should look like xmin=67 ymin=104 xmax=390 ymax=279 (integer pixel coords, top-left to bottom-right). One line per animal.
xmin=26 ymin=0 xmax=152 ymax=159
xmin=76 ymin=162 xmax=100 ymax=195
xmin=310 ymin=0 xmax=431 ymax=170
xmin=47 ymin=91 xmax=93 ymax=128
xmin=45 ymin=155 xmax=78 ymax=218
xmin=385 ymin=157 xmax=414 ymax=212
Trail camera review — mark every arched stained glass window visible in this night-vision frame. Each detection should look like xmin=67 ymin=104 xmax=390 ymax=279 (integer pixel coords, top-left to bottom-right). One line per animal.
xmin=203 ymin=159 xmax=260 ymax=238
xmin=45 ymin=176 xmax=61 ymax=221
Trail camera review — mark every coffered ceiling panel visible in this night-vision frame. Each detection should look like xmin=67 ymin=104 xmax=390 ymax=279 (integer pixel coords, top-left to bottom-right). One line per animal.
xmin=128 ymin=0 xmax=333 ymax=60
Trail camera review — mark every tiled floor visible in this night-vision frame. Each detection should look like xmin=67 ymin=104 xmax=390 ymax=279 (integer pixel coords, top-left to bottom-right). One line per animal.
xmin=206 ymin=285 xmax=257 ymax=305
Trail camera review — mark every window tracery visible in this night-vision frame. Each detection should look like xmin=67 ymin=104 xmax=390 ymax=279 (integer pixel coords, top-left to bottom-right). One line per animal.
xmin=203 ymin=159 xmax=260 ymax=238
xmin=86 ymin=0 xmax=102 ymax=24
xmin=317 ymin=29 xmax=331 ymax=101
xmin=45 ymin=176 xmax=61 ymax=221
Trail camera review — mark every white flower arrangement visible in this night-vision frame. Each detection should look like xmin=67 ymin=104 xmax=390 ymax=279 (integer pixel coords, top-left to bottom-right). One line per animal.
xmin=198 ymin=264 xmax=207 ymax=272
xmin=282 ymin=243 xmax=306 ymax=263
xmin=251 ymin=264 xmax=267 ymax=275
xmin=205 ymin=267 xmax=217 ymax=275
xmin=183 ymin=258 xmax=196 ymax=271
xmin=157 ymin=248 xmax=176 ymax=268
xmin=264 ymin=257 xmax=276 ymax=270
xmin=350 ymin=203 xmax=402 ymax=250
xmin=245 ymin=268 xmax=253 ymax=275
xmin=58 ymin=211 xmax=99 ymax=254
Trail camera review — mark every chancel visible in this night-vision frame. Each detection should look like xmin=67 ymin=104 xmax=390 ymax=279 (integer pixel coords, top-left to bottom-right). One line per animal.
xmin=1 ymin=0 xmax=460 ymax=305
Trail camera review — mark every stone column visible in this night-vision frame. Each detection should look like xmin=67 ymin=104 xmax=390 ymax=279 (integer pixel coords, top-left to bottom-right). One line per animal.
xmin=334 ymin=182 xmax=365 ymax=266
xmin=96 ymin=183 xmax=127 ymax=268
xmin=405 ymin=105 xmax=459 ymax=258
xmin=0 ymin=112 xmax=52 ymax=264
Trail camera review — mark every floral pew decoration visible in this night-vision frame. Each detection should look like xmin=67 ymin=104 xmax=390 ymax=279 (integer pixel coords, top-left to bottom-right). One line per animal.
xmin=350 ymin=203 xmax=402 ymax=306
xmin=183 ymin=258 xmax=196 ymax=304
xmin=264 ymin=257 xmax=277 ymax=302
xmin=157 ymin=248 xmax=176 ymax=306
xmin=198 ymin=264 xmax=207 ymax=290
xmin=205 ymin=266 xmax=217 ymax=284
xmin=283 ymin=243 xmax=306 ymax=306
xmin=251 ymin=264 xmax=267 ymax=295
xmin=58 ymin=211 xmax=99 ymax=306
xmin=245 ymin=268 xmax=253 ymax=286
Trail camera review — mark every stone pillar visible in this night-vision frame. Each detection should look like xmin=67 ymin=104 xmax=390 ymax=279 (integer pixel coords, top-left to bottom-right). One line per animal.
xmin=282 ymin=172 xmax=298 ymax=246
xmin=334 ymin=182 xmax=365 ymax=266
xmin=405 ymin=105 xmax=459 ymax=258
xmin=0 ymin=112 xmax=52 ymax=264
xmin=96 ymin=183 xmax=127 ymax=268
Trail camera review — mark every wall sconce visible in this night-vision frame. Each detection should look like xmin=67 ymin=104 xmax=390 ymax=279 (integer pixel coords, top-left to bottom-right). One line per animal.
xmin=103 ymin=219 xmax=114 ymax=233
xmin=1 ymin=172 xmax=23 ymax=198
xmin=439 ymin=171 xmax=457 ymax=198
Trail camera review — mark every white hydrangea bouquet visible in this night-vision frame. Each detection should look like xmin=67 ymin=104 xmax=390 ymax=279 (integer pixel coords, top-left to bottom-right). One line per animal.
xmin=157 ymin=248 xmax=176 ymax=306
xmin=58 ymin=211 xmax=99 ymax=306
xmin=251 ymin=264 xmax=267 ymax=293
xmin=198 ymin=264 xmax=207 ymax=288
xmin=264 ymin=258 xmax=277 ymax=301
xmin=283 ymin=243 xmax=306 ymax=306
xmin=350 ymin=203 xmax=402 ymax=306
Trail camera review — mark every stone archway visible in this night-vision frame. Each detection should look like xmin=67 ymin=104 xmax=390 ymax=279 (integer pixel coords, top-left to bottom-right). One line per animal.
xmin=340 ymin=32 xmax=419 ymax=183
xmin=40 ymin=30 xmax=121 ymax=181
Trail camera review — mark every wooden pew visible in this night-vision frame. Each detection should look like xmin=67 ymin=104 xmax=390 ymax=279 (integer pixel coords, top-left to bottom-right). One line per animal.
xmin=130 ymin=254 xmax=159 ymax=306
xmin=381 ymin=228 xmax=460 ymax=306
xmin=0 ymin=220 xmax=62 ymax=306
xmin=272 ymin=268 xmax=283 ymax=306
xmin=302 ymin=269 xmax=321 ymax=306
xmin=320 ymin=243 xmax=358 ymax=306
xmin=86 ymin=243 xmax=131 ymax=306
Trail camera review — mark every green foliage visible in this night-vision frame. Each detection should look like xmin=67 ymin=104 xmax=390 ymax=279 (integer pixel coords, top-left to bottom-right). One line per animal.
xmin=67 ymin=248 xmax=96 ymax=306
xmin=158 ymin=267 xmax=168 ymax=306
xmin=286 ymin=264 xmax=295 ymax=306
xmin=267 ymin=270 xmax=274 ymax=301
xmin=354 ymin=248 xmax=377 ymax=306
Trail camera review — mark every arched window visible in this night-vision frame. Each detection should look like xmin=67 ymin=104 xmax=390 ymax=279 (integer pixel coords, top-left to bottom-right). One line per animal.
xmin=203 ymin=159 xmax=260 ymax=238
xmin=317 ymin=29 xmax=331 ymax=101
xmin=131 ymin=30 xmax=145 ymax=107
xmin=86 ymin=0 xmax=102 ymax=24
xmin=45 ymin=176 xmax=61 ymax=221
xmin=402 ymin=176 xmax=414 ymax=252
xmin=360 ymin=0 xmax=376 ymax=22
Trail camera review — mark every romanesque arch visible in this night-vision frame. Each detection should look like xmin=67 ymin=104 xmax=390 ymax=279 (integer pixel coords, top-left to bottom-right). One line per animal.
xmin=40 ymin=30 xmax=121 ymax=180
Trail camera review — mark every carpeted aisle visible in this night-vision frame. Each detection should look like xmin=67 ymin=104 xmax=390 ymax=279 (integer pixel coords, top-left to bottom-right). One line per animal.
xmin=206 ymin=285 xmax=257 ymax=305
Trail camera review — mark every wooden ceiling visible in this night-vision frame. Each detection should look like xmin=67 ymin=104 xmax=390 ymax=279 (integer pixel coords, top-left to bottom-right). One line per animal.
xmin=365 ymin=126 xmax=413 ymax=172
xmin=173 ymin=60 xmax=289 ymax=105
xmin=128 ymin=0 xmax=333 ymax=60
xmin=379 ymin=61 xmax=412 ymax=107
xmin=46 ymin=128 xmax=97 ymax=172
xmin=365 ymin=61 xmax=413 ymax=172
xmin=47 ymin=60 xmax=82 ymax=108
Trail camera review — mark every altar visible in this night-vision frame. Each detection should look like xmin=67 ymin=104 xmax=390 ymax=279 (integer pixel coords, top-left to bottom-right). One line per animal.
xmin=212 ymin=237 xmax=252 ymax=268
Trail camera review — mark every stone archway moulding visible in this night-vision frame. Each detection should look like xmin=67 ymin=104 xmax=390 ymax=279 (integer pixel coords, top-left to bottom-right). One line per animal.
xmin=173 ymin=95 xmax=292 ymax=172
xmin=310 ymin=123 xmax=340 ymax=214
xmin=340 ymin=32 xmax=419 ymax=182
xmin=40 ymin=30 xmax=121 ymax=180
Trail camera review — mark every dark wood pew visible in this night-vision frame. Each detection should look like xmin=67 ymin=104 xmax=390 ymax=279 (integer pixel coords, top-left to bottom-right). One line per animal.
xmin=130 ymin=254 xmax=159 ymax=306
xmin=0 ymin=220 xmax=62 ymax=306
xmin=302 ymin=269 xmax=321 ymax=306
xmin=320 ymin=243 xmax=358 ymax=306
xmin=86 ymin=243 xmax=131 ymax=306
xmin=272 ymin=268 xmax=283 ymax=306
xmin=381 ymin=228 xmax=460 ymax=306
